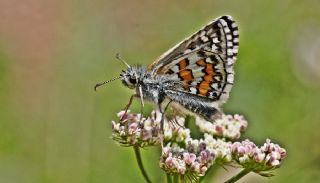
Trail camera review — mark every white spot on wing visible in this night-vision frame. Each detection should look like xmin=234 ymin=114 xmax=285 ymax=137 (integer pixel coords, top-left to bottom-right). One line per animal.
xmin=205 ymin=57 xmax=213 ymax=63
xmin=226 ymin=34 xmax=232 ymax=40
xmin=231 ymin=22 xmax=237 ymax=28
xmin=227 ymin=41 xmax=233 ymax=47
xmin=172 ymin=65 xmax=180 ymax=72
xmin=227 ymin=58 xmax=234 ymax=65
xmin=224 ymin=83 xmax=233 ymax=91
xmin=211 ymin=83 xmax=219 ymax=89
xmin=212 ymin=37 xmax=219 ymax=43
xmin=227 ymin=74 xmax=234 ymax=83
xmin=211 ymin=44 xmax=218 ymax=51
xmin=184 ymin=49 xmax=192 ymax=54
xmin=226 ymin=66 xmax=233 ymax=73
xmin=233 ymin=47 xmax=239 ymax=53
xmin=200 ymin=31 xmax=206 ymax=37
xmin=201 ymin=36 xmax=209 ymax=42
xmin=220 ymin=19 xmax=228 ymax=27
xmin=190 ymin=87 xmax=197 ymax=94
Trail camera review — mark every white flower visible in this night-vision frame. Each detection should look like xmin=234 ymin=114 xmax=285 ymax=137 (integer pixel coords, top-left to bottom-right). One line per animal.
xmin=203 ymin=134 xmax=232 ymax=162
xmin=196 ymin=114 xmax=248 ymax=140
xmin=239 ymin=154 xmax=249 ymax=163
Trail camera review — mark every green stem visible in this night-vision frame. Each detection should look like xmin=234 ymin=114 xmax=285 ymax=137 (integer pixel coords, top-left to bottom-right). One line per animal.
xmin=166 ymin=173 xmax=172 ymax=183
xmin=133 ymin=146 xmax=152 ymax=183
xmin=173 ymin=174 xmax=179 ymax=183
xmin=224 ymin=169 xmax=251 ymax=183
xmin=180 ymin=175 xmax=185 ymax=183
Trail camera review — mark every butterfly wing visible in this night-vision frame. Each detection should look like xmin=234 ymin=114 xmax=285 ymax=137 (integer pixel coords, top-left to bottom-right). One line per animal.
xmin=149 ymin=15 xmax=239 ymax=104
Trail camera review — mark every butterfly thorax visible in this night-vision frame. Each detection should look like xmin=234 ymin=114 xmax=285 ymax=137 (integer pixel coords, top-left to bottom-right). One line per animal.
xmin=120 ymin=65 xmax=177 ymax=104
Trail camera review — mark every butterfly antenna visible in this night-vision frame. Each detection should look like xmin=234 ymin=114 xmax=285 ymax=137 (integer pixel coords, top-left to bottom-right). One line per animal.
xmin=115 ymin=53 xmax=130 ymax=68
xmin=94 ymin=76 xmax=122 ymax=91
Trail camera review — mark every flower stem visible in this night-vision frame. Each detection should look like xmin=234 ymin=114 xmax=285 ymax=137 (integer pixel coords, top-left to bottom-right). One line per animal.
xmin=133 ymin=146 xmax=152 ymax=183
xmin=224 ymin=169 xmax=251 ymax=183
xmin=173 ymin=174 xmax=179 ymax=183
xmin=180 ymin=175 xmax=185 ymax=183
xmin=166 ymin=173 xmax=172 ymax=183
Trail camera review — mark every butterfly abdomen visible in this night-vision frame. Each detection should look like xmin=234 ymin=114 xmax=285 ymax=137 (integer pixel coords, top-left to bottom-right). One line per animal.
xmin=165 ymin=89 xmax=221 ymax=122
xmin=186 ymin=102 xmax=221 ymax=121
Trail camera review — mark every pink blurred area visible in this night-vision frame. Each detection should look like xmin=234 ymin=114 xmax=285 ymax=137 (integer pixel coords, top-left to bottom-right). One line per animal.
xmin=0 ymin=0 xmax=71 ymax=112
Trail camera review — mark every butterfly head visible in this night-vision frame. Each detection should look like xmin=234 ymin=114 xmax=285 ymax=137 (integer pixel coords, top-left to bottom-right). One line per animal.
xmin=94 ymin=54 xmax=145 ymax=91
xmin=120 ymin=66 xmax=146 ymax=89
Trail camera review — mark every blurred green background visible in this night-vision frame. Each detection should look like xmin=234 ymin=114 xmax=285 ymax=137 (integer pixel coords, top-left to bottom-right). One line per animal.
xmin=1 ymin=0 xmax=320 ymax=182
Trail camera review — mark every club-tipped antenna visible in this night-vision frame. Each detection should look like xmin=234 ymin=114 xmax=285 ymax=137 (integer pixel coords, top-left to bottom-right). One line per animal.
xmin=116 ymin=53 xmax=130 ymax=68
xmin=94 ymin=76 xmax=122 ymax=91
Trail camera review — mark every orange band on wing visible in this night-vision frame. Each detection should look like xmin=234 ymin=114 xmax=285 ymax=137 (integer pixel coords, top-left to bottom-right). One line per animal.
xmin=196 ymin=59 xmax=206 ymax=66
xmin=178 ymin=59 xmax=188 ymax=69
xmin=204 ymin=74 xmax=214 ymax=82
xmin=205 ymin=64 xmax=214 ymax=75
xmin=179 ymin=70 xmax=193 ymax=81
xmin=198 ymin=81 xmax=211 ymax=96
xmin=199 ymin=88 xmax=209 ymax=96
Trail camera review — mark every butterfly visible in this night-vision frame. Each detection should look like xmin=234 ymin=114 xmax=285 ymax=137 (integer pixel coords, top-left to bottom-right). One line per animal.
xmin=95 ymin=15 xmax=239 ymax=130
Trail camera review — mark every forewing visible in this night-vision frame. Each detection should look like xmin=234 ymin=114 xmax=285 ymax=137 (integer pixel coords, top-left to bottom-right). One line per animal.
xmin=150 ymin=15 xmax=239 ymax=103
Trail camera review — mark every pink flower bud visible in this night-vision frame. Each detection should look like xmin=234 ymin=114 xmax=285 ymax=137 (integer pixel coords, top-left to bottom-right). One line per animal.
xmin=128 ymin=123 xmax=138 ymax=135
xmin=279 ymin=148 xmax=287 ymax=160
xmin=183 ymin=153 xmax=196 ymax=165
xmin=231 ymin=142 xmax=241 ymax=153
xmin=270 ymin=159 xmax=280 ymax=166
xmin=141 ymin=129 xmax=152 ymax=140
xmin=165 ymin=157 xmax=174 ymax=168
xmin=237 ymin=146 xmax=246 ymax=154
xmin=200 ymin=166 xmax=208 ymax=175
xmin=215 ymin=126 xmax=223 ymax=135
xmin=111 ymin=121 xmax=119 ymax=131
xmin=191 ymin=162 xmax=201 ymax=173
xmin=162 ymin=146 xmax=171 ymax=155
xmin=177 ymin=165 xmax=186 ymax=174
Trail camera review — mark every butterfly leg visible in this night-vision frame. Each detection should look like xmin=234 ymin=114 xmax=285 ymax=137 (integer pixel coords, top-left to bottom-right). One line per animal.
xmin=158 ymin=100 xmax=173 ymax=150
xmin=160 ymin=100 xmax=172 ymax=132
xmin=164 ymin=101 xmax=184 ymax=129
xmin=138 ymin=85 xmax=145 ymax=122
xmin=173 ymin=116 xmax=185 ymax=129
xmin=169 ymin=108 xmax=185 ymax=129
xmin=158 ymin=103 xmax=165 ymax=150
xmin=120 ymin=94 xmax=137 ymax=121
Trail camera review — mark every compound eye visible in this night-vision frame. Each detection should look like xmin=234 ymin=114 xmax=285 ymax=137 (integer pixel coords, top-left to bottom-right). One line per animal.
xmin=129 ymin=77 xmax=137 ymax=84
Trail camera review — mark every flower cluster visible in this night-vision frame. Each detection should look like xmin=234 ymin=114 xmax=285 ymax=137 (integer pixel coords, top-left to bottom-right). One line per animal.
xmin=112 ymin=110 xmax=190 ymax=147
xmin=111 ymin=109 xmax=286 ymax=181
xmin=160 ymin=135 xmax=233 ymax=177
xmin=196 ymin=114 xmax=248 ymax=140
xmin=231 ymin=139 xmax=287 ymax=174
xmin=112 ymin=110 xmax=160 ymax=147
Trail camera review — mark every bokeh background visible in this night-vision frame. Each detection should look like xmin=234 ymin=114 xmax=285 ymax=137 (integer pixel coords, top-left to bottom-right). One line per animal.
xmin=1 ymin=0 xmax=320 ymax=182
